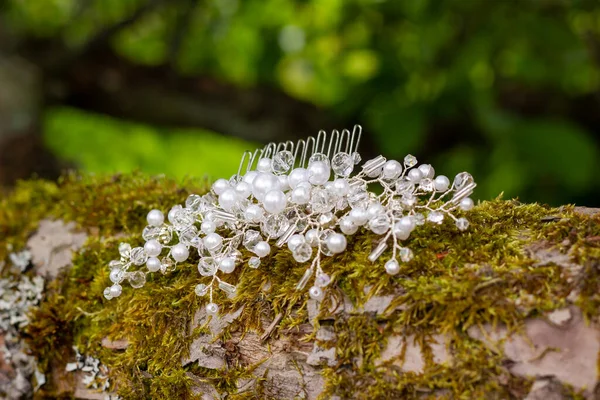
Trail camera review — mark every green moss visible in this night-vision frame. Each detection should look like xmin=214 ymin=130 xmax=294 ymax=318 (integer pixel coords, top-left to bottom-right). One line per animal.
xmin=1 ymin=175 xmax=597 ymax=399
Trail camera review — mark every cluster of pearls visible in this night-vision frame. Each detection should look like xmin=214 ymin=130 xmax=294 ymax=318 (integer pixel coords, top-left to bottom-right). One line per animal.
xmin=104 ymin=126 xmax=476 ymax=315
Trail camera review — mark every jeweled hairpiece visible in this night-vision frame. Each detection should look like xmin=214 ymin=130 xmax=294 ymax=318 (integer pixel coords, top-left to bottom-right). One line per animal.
xmin=104 ymin=126 xmax=476 ymax=314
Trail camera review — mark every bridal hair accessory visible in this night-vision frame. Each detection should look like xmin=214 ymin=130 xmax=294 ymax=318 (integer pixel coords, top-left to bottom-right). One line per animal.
xmin=104 ymin=126 xmax=476 ymax=315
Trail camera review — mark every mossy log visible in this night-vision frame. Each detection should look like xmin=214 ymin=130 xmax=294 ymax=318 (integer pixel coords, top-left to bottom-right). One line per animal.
xmin=1 ymin=174 xmax=599 ymax=399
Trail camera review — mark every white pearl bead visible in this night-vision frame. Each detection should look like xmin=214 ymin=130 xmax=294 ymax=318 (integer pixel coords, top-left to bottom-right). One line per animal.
xmin=278 ymin=175 xmax=290 ymax=191
xmin=288 ymin=168 xmax=309 ymax=189
xmin=332 ymin=178 xmax=349 ymax=196
xmin=434 ymin=175 xmax=450 ymax=192
xmin=254 ymin=241 xmax=271 ymax=257
xmin=349 ymin=207 xmax=368 ymax=225
xmin=393 ymin=223 xmax=411 ymax=240
xmin=418 ymin=164 xmax=435 ymax=179
xmin=339 ymin=217 xmax=358 ymax=235
xmin=235 ymin=181 xmax=252 ymax=198
xmin=262 ymin=189 xmax=287 ymax=214
xmin=252 ymin=172 xmax=279 ymax=201
xmin=219 ymin=188 xmax=238 ymax=211
xmin=385 ymin=259 xmax=400 ymax=275
xmin=219 ymin=257 xmax=236 ymax=273
xmin=167 ymin=206 xmax=180 ymax=224
xmin=109 ymin=284 xmax=122 ymax=298
xmin=309 ymin=286 xmax=324 ymax=301
xmin=326 ymin=233 xmax=347 ymax=254
xmin=397 ymin=216 xmax=415 ymax=232
xmin=382 ymin=160 xmax=402 ymax=180
xmin=367 ymin=202 xmax=384 ymax=219
xmin=146 ymin=209 xmax=164 ymax=227
xmin=257 ymin=158 xmax=272 ymax=172
xmin=203 ymin=233 xmax=223 ymax=252
xmin=244 ymin=204 xmax=264 ymax=222
xmin=460 ymin=197 xmax=474 ymax=211
xmin=212 ymin=178 xmax=230 ymax=195
xmin=291 ymin=186 xmax=311 ymax=205
xmin=308 ymin=161 xmax=330 ymax=185
xmin=171 ymin=243 xmax=189 ymax=262
xmin=206 ymin=302 xmax=219 ymax=314
xmin=144 ymin=239 xmax=162 ymax=257
xmin=305 ymin=229 xmax=319 ymax=247
xmin=146 ymin=257 xmax=161 ymax=272
xmin=287 ymin=234 xmax=305 ymax=252
xmin=243 ymin=171 xmax=258 ymax=185
xmin=201 ymin=220 xmax=216 ymax=234
xmin=407 ymin=168 xmax=423 ymax=182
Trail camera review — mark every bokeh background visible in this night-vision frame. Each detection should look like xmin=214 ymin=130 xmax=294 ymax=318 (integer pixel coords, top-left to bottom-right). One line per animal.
xmin=0 ymin=0 xmax=599 ymax=206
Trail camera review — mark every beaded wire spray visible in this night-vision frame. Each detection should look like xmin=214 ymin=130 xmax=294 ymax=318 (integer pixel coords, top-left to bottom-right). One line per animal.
xmin=104 ymin=126 xmax=477 ymax=315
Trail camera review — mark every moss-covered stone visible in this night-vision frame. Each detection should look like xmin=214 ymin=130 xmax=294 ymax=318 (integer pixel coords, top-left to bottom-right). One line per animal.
xmin=1 ymin=173 xmax=598 ymax=399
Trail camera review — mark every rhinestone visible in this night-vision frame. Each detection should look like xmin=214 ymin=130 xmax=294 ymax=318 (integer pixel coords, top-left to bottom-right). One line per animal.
xmin=272 ymin=150 xmax=295 ymax=175
xmin=331 ymin=152 xmax=354 ymax=177
xmin=195 ymin=283 xmax=208 ymax=296
xmin=427 ymin=211 xmax=444 ymax=224
xmin=404 ymin=154 xmax=417 ymax=168
xmin=128 ymin=271 xmax=146 ymax=288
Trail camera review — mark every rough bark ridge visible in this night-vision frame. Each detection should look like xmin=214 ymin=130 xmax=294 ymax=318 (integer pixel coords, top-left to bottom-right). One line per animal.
xmin=0 ymin=175 xmax=599 ymax=399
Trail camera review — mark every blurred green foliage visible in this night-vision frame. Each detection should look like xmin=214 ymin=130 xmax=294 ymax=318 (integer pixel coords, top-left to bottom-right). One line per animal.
xmin=5 ymin=0 xmax=600 ymax=204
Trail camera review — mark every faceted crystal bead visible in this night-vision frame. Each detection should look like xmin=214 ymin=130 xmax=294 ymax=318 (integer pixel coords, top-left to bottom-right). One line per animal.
xmin=142 ymin=225 xmax=160 ymax=241
xmin=198 ymin=257 xmax=217 ymax=276
xmin=248 ymin=256 xmax=261 ymax=269
xmin=396 ymin=179 xmax=415 ymax=195
xmin=404 ymin=154 xmax=417 ymax=168
xmin=179 ymin=226 xmax=199 ymax=246
xmin=272 ymin=150 xmax=294 ymax=175
xmin=293 ymin=243 xmax=312 ymax=263
xmin=310 ymin=187 xmax=335 ymax=214
xmin=109 ymin=260 xmax=124 ymax=269
xmin=399 ymin=247 xmax=414 ymax=262
xmin=368 ymin=214 xmax=391 ymax=235
xmin=419 ymin=178 xmax=434 ymax=192
xmin=172 ymin=208 xmax=195 ymax=231
xmin=261 ymin=214 xmax=290 ymax=239
xmin=315 ymin=272 xmax=331 ymax=288
xmin=118 ymin=243 xmax=131 ymax=258
xmin=318 ymin=212 xmax=336 ymax=227
xmin=218 ymin=281 xmax=237 ymax=297
xmin=185 ymin=194 xmax=204 ymax=213
xmin=413 ymin=213 xmax=425 ymax=226
xmin=456 ymin=217 xmax=470 ymax=231
xmin=103 ymin=287 xmax=113 ymax=300
xmin=453 ymin=172 xmax=474 ymax=190
xmin=160 ymin=257 xmax=176 ymax=274
xmin=195 ymin=283 xmax=209 ymax=296
xmin=309 ymin=153 xmax=329 ymax=166
xmin=352 ymin=151 xmax=362 ymax=164
xmin=243 ymin=230 xmax=262 ymax=251
xmin=427 ymin=211 xmax=444 ymax=224
xmin=331 ymin=152 xmax=354 ymax=177
xmin=347 ymin=188 xmax=369 ymax=209
xmin=401 ymin=195 xmax=417 ymax=210
xmin=128 ymin=271 xmax=146 ymax=288
xmin=130 ymin=247 xmax=148 ymax=266
xmin=319 ymin=229 xmax=335 ymax=256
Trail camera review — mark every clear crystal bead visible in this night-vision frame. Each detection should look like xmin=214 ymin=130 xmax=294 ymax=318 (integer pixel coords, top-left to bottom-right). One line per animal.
xmin=315 ymin=272 xmax=331 ymax=288
xmin=318 ymin=212 xmax=336 ymax=227
xmin=261 ymin=214 xmax=290 ymax=239
xmin=319 ymin=229 xmax=335 ymax=256
xmin=404 ymin=154 xmax=417 ymax=167
xmin=272 ymin=150 xmax=294 ymax=175
xmin=160 ymin=257 xmax=176 ymax=274
xmin=310 ymin=187 xmax=335 ymax=214
xmin=118 ymin=243 xmax=131 ymax=258
xmin=218 ymin=281 xmax=237 ymax=297
xmin=309 ymin=153 xmax=329 ymax=166
xmin=453 ymin=172 xmax=474 ymax=190
xmin=368 ymin=214 xmax=391 ymax=235
xmin=248 ymin=256 xmax=261 ymax=269
xmin=293 ymin=243 xmax=312 ymax=263
xmin=413 ymin=213 xmax=425 ymax=226
xmin=185 ymin=194 xmax=204 ymax=213
xmin=399 ymin=247 xmax=414 ymax=262
xmin=172 ymin=208 xmax=195 ymax=231
xmin=331 ymin=152 xmax=354 ymax=177
xmin=109 ymin=260 xmax=124 ymax=269
xmin=128 ymin=271 xmax=146 ymax=288
xmin=419 ymin=178 xmax=434 ymax=192
xmin=103 ymin=287 xmax=113 ymax=300
xmin=401 ymin=194 xmax=417 ymax=210
xmin=243 ymin=230 xmax=262 ymax=251
xmin=142 ymin=225 xmax=160 ymax=241
xmin=130 ymin=247 xmax=148 ymax=266
xmin=202 ymin=193 xmax=217 ymax=206
xmin=197 ymin=257 xmax=216 ymax=276
xmin=396 ymin=179 xmax=415 ymax=195
xmin=456 ymin=217 xmax=470 ymax=231
xmin=195 ymin=283 xmax=208 ymax=296
xmin=179 ymin=226 xmax=199 ymax=246
xmin=352 ymin=151 xmax=362 ymax=164
xmin=427 ymin=211 xmax=444 ymax=224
